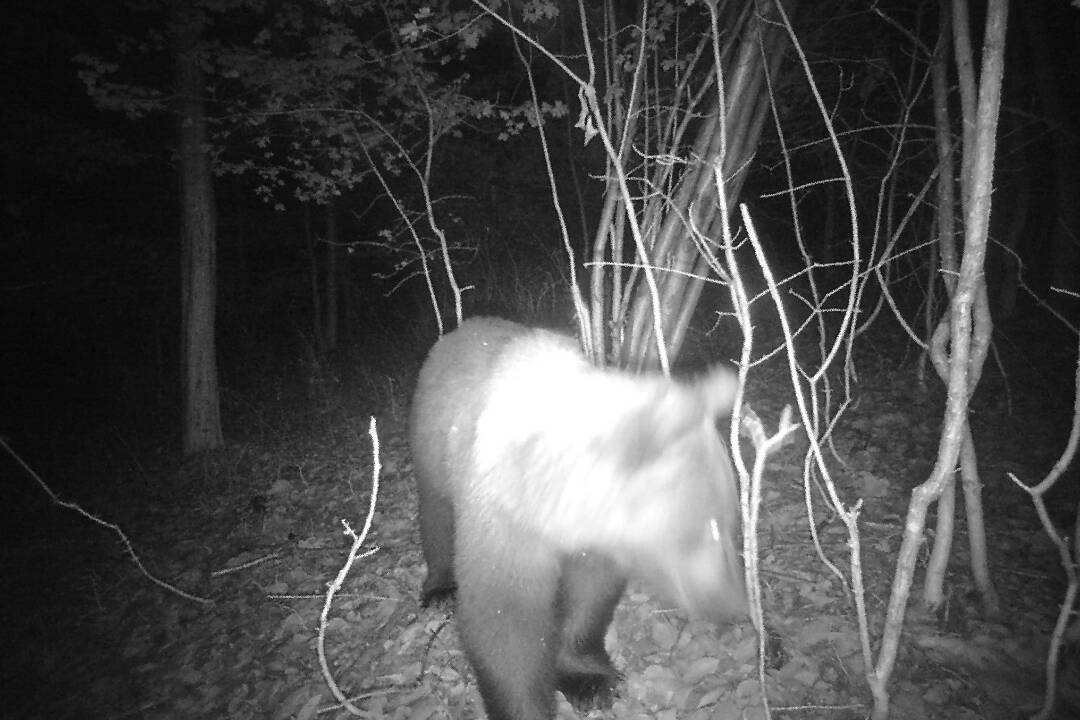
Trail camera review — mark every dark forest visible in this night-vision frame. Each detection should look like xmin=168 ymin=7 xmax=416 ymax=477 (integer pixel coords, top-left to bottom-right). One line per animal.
xmin=2 ymin=1 xmax=1079 ymax=718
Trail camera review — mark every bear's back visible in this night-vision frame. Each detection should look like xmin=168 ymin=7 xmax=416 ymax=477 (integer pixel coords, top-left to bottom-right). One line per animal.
xmin=410 ymin=318 xmax=581 ymax=499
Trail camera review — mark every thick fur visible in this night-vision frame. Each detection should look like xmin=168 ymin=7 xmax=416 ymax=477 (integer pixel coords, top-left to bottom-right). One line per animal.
xmin=410 ymin=317 xmax=747 ymax=720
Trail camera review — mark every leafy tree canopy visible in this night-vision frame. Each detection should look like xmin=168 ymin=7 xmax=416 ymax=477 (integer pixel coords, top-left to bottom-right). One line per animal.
xmin=75 ymin=0 xmax=588 ymax=207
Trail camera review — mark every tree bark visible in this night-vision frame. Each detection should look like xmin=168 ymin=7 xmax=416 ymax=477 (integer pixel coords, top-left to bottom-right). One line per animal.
xmin=173 ymin=4 xmax=223 ymax=455
xmin=922 ymin=0 xmax=1003 ymax=617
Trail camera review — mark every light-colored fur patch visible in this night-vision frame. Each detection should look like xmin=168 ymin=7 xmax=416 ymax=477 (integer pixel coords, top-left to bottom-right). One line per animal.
xmin=413 ymin=316 xmax=747 ymax=619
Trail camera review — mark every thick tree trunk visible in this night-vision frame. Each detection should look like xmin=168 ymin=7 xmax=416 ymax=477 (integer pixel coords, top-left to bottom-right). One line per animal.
xmin=173 ymin=6 xmax=223 ymax=455
xmin=619 ymin=0 xmax=795 ymax=371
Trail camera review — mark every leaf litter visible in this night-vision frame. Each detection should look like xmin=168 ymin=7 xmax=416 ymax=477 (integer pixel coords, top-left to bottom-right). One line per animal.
xmin=4 ymin=337 xmax=1079 ymax=719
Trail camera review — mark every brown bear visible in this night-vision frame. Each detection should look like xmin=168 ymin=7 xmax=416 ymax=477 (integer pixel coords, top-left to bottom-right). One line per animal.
xmin=409 ymin=317 xmax=747 ymax=720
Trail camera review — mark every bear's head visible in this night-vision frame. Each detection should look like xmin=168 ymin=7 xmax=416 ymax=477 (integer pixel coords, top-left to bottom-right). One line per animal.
xmin=604 ymin=368 xmax=748 ymax=621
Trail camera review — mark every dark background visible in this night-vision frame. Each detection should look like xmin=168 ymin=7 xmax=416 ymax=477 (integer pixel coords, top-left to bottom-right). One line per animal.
xmin=2 ymin=1 xmax=1079 ymax=718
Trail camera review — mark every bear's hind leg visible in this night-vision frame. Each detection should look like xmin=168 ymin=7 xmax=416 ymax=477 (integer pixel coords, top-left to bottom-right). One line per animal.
xmin=417 ymin=482 xmax=456 ymax=605
xmin=555 ymin=551 xmax=627 ymax=707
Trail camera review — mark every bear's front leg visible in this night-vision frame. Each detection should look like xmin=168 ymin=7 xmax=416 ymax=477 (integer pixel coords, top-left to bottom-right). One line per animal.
xmin=455 ymin=517 xmax=563 ymax=720
xmin=555 ymin=550 xmax=626 ymax=708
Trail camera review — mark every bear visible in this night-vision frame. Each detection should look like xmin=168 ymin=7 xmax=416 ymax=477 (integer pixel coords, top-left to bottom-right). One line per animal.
xmin=409 ymin=317 xmax=747 ymax=720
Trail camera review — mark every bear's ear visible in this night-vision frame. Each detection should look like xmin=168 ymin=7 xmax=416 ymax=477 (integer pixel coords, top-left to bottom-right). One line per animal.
xmin=696 ymin=365 xmax=738 ymax=420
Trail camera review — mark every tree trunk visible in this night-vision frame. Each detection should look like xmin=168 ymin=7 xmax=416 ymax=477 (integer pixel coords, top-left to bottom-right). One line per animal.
xmin=872 ymin=0 xmax=1008 ymax=715
xmin=613 ymin=0 xmax=795 ymax=371
xmin=173 ymin=5 xmax=223 ymax=455
xmin=921 ymin=0 xmax=1001 ymax=617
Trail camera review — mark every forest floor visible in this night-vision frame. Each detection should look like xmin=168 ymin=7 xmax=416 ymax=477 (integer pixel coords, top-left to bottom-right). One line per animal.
xmin=3 ymin=319 xmax=1079 ymax=720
